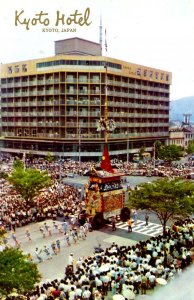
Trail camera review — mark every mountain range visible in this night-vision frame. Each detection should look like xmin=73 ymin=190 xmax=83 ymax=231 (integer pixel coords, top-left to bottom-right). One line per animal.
xmin=170 ymin=96 xmax=194 ymax=122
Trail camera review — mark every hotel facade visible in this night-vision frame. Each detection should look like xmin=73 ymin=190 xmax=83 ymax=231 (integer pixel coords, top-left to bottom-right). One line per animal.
xmin=0 ymin=38 xmax=172 ymax=160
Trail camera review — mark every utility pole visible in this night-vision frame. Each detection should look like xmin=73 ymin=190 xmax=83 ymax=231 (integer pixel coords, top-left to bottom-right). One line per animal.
xmin=78 ymin=126 xmax=81 ymax=167
xmin=23 ymin=152 xmax=26 ymax=171
xmin=153 ymin=142 xmax=156 ymax=169
xmin=59 ymin=156 xmax=62 ymax=196
xmin=127 ymin=139 xmax=129 ymax=164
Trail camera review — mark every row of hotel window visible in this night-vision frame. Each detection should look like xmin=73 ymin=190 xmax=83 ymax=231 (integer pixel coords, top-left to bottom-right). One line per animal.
xmin=7 ymin=60 xmax=121 ymax=74
xmin=6 ymin=62 xmax=170 ymax=82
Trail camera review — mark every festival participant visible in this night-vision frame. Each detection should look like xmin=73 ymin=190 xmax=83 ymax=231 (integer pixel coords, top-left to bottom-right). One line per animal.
xmin=62 ymin=220 xmax=68 ymax=233
xmin=71 ymin=228 xmax=78 ymax=244
xmin=127 ymin=218 xmax=133 ymax=233
xmin=34 ymin=247 xmax=43 ymax=263
xmin=44 ymin=222 xmax=52 ymax=236
xmin=57 ymin=223 xmax=64 ymax=234
xmin=39 ymin=225 xmax=46 ymax=238
xmin=145 ymin=213 xmax=149 ymax=226
xmin=64 ymin=232 xmax=71 ymax=246
xmin=43 ymin=245 xmax=52 ymax=260
xmin=79 ymin=226 xmax=86 ymax=240
xmin=111 ymin=217 xmax=116 ymax=231
xmin=51 ymin=241 xmax=58 ymax=255
xmin=56 ymin=239 xmax=61 ymax=253
xmin=133 ymin=210 xmax=138 ymax=224
xmin=11 ymin=231 xmax=20 ymax=247
xmin=25 ymin=229 xmax=32 ymax=241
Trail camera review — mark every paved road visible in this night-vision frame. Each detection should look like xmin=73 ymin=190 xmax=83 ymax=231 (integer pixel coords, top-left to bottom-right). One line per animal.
xmin=64 ymin=175 xmax=162 ymax=224
xmin=107 ymin=219 xmax=165 ymax=237
xmin=5 ymin=215 xmax=164 ymax=283
xmin=3 ymin=176 xmax=166 ymax=284
xmin=64 ymin=175 xmax=158 ymax=191
xmin=4 ymin=218 xmax=193 ymax=300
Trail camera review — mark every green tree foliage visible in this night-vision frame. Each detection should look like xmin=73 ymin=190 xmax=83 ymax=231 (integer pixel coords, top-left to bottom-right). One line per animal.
xmin=46 ymin=152 xmax=55 ymax=162
xmin=0 ymin=171 xmax=8 ymax=179
xmin=0 ymin=227 xmax=7 ymax=240
xmin=138 ymin=146 xmax=146 ymax=160
xmin=0 ymin=248 xmax=41 ymax=296
xmin=187 ymin=140 xmax=194 ymax=154
xmin=8 ymin=162 xmax=52 ymax=202
xmin=13 ymin=159 xmax=25 ymax=170
xmin=154 ymin=141 xmax=162 ymax=159
xmin=157 ymin=144 xmax=183 ymax=163
xmin=127 ymin=178 xmax=194 ymax=235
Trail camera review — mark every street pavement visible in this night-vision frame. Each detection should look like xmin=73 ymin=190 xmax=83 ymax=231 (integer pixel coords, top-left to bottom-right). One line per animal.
xmin=6 ymin=217 xmax=192 ymax=300
xmin=5 ymin=216 xmax=163 ymax=283
xmin=107 ymin=219 xmax=165 ymax=237
xmin=3 ymin=175 xmax=168 ymax=284
xmin=64 ymin=175 xmax=164 ymax=224
xmin=1 ymin=174 xmax=170 ymax=296
xmin=64 ymin=175 xmax=159 ymax=194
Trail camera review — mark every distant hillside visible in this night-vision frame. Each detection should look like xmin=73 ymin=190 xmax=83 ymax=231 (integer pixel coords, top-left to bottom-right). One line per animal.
xmin=170 ymin=96 xmax=194 ymax=122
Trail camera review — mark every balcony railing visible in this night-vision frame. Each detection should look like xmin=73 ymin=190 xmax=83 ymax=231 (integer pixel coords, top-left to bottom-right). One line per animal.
xmin=14 ymin=92 xmax=22 ymax=97
xmin=66 ymin=78 xmax=77 ymax=83
xmin=1 ymin=130 xmax=168 ymax=139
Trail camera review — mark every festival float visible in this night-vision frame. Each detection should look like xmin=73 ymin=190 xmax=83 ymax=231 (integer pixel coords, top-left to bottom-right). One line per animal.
xmin=80 ymin=144 xmax=130 ymax=229
xmin=78 ymin=54 xmax=130 ymax=229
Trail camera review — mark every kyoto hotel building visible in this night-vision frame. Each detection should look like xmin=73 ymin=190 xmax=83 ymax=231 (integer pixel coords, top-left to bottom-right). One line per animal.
xmin=0 ymin=38 xmax=171 ymax=160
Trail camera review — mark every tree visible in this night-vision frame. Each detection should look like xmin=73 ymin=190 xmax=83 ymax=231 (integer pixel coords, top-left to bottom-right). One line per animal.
xmin=0 ymin=248 xmax=41 ymax=296
xmin=157 ymin=144 xmax=183 ymax=163
xmin=138 ymin=146 xmax=146 ymax=160
xmin=13 ymin=159 xmax=24 ymax=170
xmin=187 ymin=140 xmax=194 ymax=154
xmin=154 ymin=141 xmax=162 ymax=159
xmin=0 ymin=227 xmax=7 ymax=240
xmin=46 ymin=152 xmax=55 ymax=162
xmin=8 ymin=161 xmax=52 ymax=203
xmin=127 ymin=178 xmax=194 ymax=235
xmin=0 ymin=171 xmax=8 ymax=180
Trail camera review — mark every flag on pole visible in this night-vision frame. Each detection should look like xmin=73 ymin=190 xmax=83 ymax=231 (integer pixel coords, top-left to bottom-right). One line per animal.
xmin=101 ymin=145 xmax=114 ymax=173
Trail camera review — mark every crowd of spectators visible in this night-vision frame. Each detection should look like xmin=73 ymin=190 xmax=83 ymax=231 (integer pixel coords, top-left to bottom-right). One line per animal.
xmin=1 ymin=153 xmax=194 ymax=179
xmin=0 ymin=154 xmax=194 ymax=300
xmin=1 ymin=153 xmax=194 ymax=181
xmin=0 ymin=153 xmax=193 ymax=231
xmin=0 ymin=178 xmax=85 ymax=231
xmin=4 ymin=218 xmax=193 ymax=300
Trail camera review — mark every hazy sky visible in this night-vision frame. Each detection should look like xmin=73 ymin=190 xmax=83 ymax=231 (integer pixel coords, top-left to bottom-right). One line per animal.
xmin=0 ymin=0 xmax=194 ymax=100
